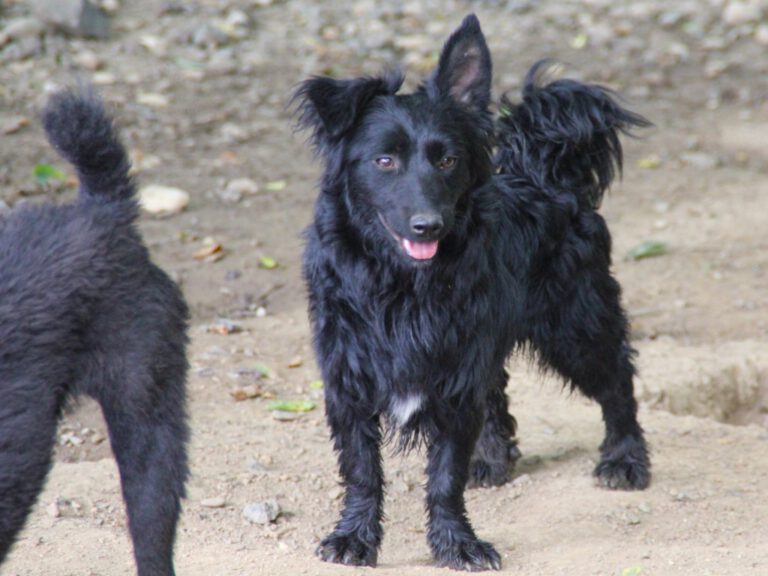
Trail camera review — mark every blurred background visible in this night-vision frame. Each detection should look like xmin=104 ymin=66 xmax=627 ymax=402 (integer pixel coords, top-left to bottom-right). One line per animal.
xmin=1 ymin=1 xmax=767 ymax=575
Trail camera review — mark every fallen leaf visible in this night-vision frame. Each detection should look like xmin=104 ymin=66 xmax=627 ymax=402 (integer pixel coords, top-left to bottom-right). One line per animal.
xmin=259 ymin=256 xmax=278 ymax=269
xmin=571 ymin=32 xmax=588 ymax=49
xmin=253 ymin=362 xmax=273 ymax=378
xmin=266 ymin=399 xmax=316 ymax=412
xmin=2 ymin=116 xmax=29 ymax=135
xmin=637 ymin=155 xmax=661 ymax=169
xmin=193 ymin=242 xmax=225 ymax=262
xmin=626 ymin=240 xmax=668 ymax=261
xmin=230 ymin=384 xmax=262 ymax=401
xmin=206 ymin=318 xmax=241 ymax=335
xmin=33 ymin=163 xmax=66 ymax=185
xmin=265 ymin=180 xmax=287 ymax=191
xmin=287 ymin=356 xmax=303 ymax=368
xmin=309 ymin=380 xmax=324 ymax=390
xmin=129 ymin=148 xmax=161 ymax=173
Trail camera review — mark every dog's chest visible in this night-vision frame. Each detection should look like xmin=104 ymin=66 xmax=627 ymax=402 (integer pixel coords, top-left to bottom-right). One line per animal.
xmin=306 ymin=226 xmax=519 ymax=402
xmin=364 ymin=274 xmax=499 ymax=380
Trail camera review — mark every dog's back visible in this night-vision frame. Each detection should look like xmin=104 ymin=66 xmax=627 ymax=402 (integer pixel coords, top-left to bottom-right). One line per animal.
xmin=0 ymin=90 xmax=188 ymax=576
xmin=1 ymin=91 xmax=140 ymax=375
xmin=1 ymin=91 xmax=141 ymax=349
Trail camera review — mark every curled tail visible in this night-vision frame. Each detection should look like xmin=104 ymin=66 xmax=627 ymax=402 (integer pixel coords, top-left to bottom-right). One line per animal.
xmin=42 ymin=87 xmax=135 ymax=203
xmin=496 ymin=61 xmax=651 ymax=208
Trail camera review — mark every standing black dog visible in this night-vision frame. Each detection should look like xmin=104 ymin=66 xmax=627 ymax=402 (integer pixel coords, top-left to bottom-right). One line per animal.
xmin=296 ymin=14 xmax=652 ymax=572
xmin=0 ymin=90 xmax=189 ymax=576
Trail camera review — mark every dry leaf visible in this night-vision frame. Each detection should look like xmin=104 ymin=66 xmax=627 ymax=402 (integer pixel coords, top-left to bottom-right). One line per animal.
xmin=206 ymin=318 xmax=241 ymax=335
xmin=2 ymin=116 xmax=29 ymax=135
xmin=230 ymin=384 xmax=262 ymax=401
xmin=193 ymin=242 xmax=225 ymax=262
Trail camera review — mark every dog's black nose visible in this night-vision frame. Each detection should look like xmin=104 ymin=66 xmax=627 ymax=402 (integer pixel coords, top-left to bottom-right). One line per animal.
xmin=410 ymin=213 xmax=443 ymax=237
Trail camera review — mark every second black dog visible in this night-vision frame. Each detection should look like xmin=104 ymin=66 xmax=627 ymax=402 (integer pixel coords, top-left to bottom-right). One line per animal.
xmin=297 ymin=14 xmax=651 ymax=571
xmin=0 ymin=90 xmax=189 ymax=576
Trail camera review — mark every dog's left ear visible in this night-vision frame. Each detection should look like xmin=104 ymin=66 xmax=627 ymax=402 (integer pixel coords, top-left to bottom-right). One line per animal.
xmin=428 ymin=14 xmax=492 ymax=112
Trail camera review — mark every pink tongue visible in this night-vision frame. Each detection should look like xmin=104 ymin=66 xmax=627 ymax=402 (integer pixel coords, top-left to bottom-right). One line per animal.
xmin=402 ymin=239 xmax=439 ymax=260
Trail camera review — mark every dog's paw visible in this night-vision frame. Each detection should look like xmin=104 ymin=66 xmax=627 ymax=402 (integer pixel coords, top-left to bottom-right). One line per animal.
xmin=595 ymin=434 xmax=651 ymax=490
xmin=433 ymin=538 xmax=501 ymax=572
xmin=467 ymin=442 xmax=521 ymax=489
xmin=316 ymin=532 xmax=378 ymax=567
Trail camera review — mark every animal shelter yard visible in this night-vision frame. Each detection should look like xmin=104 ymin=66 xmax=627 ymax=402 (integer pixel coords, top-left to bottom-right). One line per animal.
xmin=1 ymin=1 xmax=768 ymax=575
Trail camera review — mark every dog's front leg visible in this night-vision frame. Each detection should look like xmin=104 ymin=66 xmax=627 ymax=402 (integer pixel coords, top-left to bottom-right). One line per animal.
xmin=426 ymin=410 xmax=501 ymax=571
xmin=317 ymin=410 xmax=384 ymax=567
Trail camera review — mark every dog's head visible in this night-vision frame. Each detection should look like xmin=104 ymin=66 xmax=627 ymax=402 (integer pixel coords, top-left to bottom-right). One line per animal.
xmin=296 ymin=14 xmax=494 ymax=265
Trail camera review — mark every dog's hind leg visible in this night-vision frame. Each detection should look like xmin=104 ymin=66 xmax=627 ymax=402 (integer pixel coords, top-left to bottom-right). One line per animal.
xmin=554 ymin=336 xmax=650 ymax=491
xmin=0 ymin=380 xmax=61 ymax=562
xmin=426 ymin=408 xmax=501 ymax=571
xmin=528 ymin=233 xmax=651 ymax=490
xmin=468 ymin=368 xmax=521 ymax=488
xmin=82 ymin=284 xmax=189 ymax=576
xmin=96 ymin=364 xmax=188 ymax=576
xmin=316 ymin=408 xmax=384 ymax=567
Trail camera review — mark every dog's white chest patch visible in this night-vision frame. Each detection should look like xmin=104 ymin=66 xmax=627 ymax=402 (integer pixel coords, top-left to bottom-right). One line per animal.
xmin=390 ymin=394 xmax=424 ymax=427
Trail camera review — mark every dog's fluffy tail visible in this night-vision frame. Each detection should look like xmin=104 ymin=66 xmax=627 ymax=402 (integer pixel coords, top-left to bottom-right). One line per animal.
xmin=496 ymin=61 xmax=651 ymax=208
xmin=42 ymin=88 xmax=135 ymax=203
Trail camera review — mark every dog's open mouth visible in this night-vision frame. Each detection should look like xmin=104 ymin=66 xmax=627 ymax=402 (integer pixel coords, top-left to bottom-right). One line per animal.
xmin=378 ymin=213 xmax=439 ymax=261
xmin=402 ymin=238 xmax=439 ymax=260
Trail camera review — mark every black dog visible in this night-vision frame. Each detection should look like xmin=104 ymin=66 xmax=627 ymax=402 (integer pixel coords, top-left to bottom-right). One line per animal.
xmin=0 ymin=90 xmax=189 ymax=576
xmin=296 ymin=14 xmax=651 ymax=572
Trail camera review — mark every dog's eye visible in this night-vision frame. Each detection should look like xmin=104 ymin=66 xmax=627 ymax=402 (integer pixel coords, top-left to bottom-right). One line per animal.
xmin=437 ymin=156 xmax=457 ymax=170
xmin=375 ymin=156 xmax=397 ymax=170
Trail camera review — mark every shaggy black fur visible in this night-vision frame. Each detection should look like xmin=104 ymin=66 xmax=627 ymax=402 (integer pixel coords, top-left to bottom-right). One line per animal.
xmin=0 ymin=89 xmax=189 ymax=576
xmin=296 ymin=14 xmax=651 ymax=572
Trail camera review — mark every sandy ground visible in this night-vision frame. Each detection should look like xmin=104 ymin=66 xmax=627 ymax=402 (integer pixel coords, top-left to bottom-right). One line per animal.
xmin=1 ymin=1 xmax=767 ymax=575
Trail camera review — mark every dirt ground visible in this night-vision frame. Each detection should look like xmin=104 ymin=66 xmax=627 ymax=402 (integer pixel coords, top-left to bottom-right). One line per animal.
xmin=2 ymin=1 xmax=768 ymax=575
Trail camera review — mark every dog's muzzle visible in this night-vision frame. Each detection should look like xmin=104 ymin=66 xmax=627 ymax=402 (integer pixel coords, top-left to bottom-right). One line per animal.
xmin=378 ymin=213 xmax=439 ymax=261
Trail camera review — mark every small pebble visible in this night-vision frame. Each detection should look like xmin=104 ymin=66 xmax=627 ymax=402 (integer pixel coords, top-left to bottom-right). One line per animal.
xmin=201 ymin=496 xmax=227 ymax=508
xmin=271 ymin=410 xmax=302 ymax=422
xmin=511 ymin=473 xmax=532 ymax=487
xmin=680 ymin=152 xmax=720 ymax=169
xmin=47 ymin=501 xmax=61 ymax=519
xmin=73 ymin=49 xmax=102 ymax=70
xmin=225 ymin=177 xmax=259 ymax=197
xmin=723 ymin=1 xmax=763 ymax=26
xmin=138 ymin=184 xmax=190 ymax=216
xmin=242 ymin=499 xmax=280 ymax=524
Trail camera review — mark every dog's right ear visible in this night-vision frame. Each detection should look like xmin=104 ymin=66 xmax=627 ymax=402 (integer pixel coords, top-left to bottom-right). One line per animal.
xmin=294 ymin=73 xmax=403 ymax=154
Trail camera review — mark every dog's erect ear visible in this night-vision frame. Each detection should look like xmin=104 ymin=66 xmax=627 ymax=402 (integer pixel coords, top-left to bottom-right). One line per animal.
xmin=294 ymin=73 xmax=403 ymax=153
xmin=429 ymin=14 xmax=491 ymax=112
